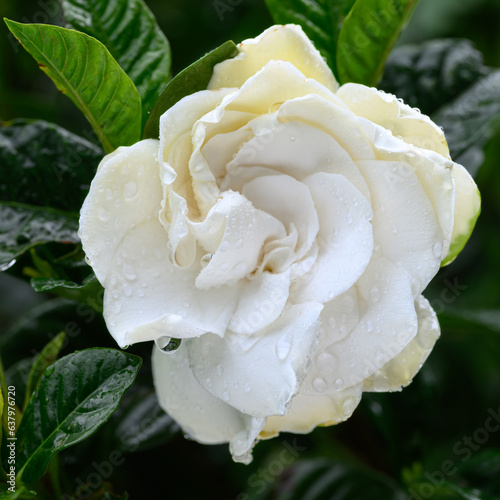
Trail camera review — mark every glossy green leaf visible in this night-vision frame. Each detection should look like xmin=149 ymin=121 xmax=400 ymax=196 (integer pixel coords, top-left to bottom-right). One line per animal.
xmin=0 ymin=203 xmax=79 ymax=270
xmin=337 ymin=0 xmax=419 ymax=86
xmin=379 ymin=38 xmax=500 ymax=177
xmin=30 ymin=274 xmax=104 ymax=313
xmin=109 ymin=386 xmax=179 ymax=453
xmin=0 ymin=119 xmax=102 ymax=212
xmin=60 ymin=0 xmax=171 ymax=125
xmin=0 ymin=486 xmax=37 ymax=499
xmin=23 ymin=332 xmax=66 ymax=411
xmin=433 ymin=71 xmax=500 ymax=177
xmin=142 ymin=40 xmax=238 ymax=139
xmin=16 ymin=348 xmax=141 ymax=483
xmin=4 ymin=20 xmax=142 ymax=153
xmin=264 ymin=0 xmax=356 ymax=76
xmin=254 ymin=459 xmax=404 ymax=500
xmin=380 ymin=39 xmax=488 ymax=116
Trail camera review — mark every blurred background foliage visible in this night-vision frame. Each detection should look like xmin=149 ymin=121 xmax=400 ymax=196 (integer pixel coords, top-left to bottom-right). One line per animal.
xmin=1 ymin=0 xmax=500 ymax=499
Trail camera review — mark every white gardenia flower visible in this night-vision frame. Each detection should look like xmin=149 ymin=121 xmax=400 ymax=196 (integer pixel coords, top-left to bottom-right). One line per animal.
xmin=79 ymin=25 xmax=480 ymax=463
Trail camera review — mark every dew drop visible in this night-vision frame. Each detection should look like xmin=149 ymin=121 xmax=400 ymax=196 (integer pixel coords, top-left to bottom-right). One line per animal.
xmin=200 ymin=254 xmax=212 ymax=268
xmin=155 ymin=336 xmax=182 ymax=353
xmin=432 ymin=242 xmax=442 ymax=258
xmin=220 ymin=240 xmax=230 ymax=252
xmin=335 ymin=378 xmax=344 ymax=389
xmin=97 ymin=207 xmax=109 ymax=221
xmin=123 ymin=264 xmax=137 ymax=281
xmin=220 ymin=262 xmax=230 ymax=271
xmin=235 ymin=239 xmax=244 ymax=249
xmin=313 ymin=377 xmax=326 ymax=393
xmin=245 ymin=383 xmax=252 ymax=392
xmin=289 ymin=136 xmax=296 ymax=142
xmin=276 ymin=333 xmax=292 ymax=361
xmin=105 ymin=188 xmax=113 ymax=200
xmin=124 ymin=285 xmax=133 ymax=297
xmin=123 ymin=181 xmax=138 ymax=200
xmin=222 ymin=391 xmax=230 ymax=401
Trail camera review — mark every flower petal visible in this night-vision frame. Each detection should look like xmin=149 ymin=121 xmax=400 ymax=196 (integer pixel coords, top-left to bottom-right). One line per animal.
xmin=358 ymin=118 xmax=455 ymax=260
xmin=242 ymin=174 xmax=319 ymax=262
xmin=79 ymin=139 xmax=161 ymax=284
xmin=442 ymin=163 xmax=481 ymax=266
xmin=190 ymin=191 xmax=286 ymax=289
xmin=356 ymin=158 xmax=444 ymax=296
xmin=209 ymin=24 xmax=338 ymax=92
xmin=279 ymin=94 xmax=376 ymax=163
xmin=189 ymin=303 xmax=323 ymax=418
xmin=337 ymin=83 xmax=450 ymax=158
xmin=304 ymin=257 xmax=418 ymax=391
xmin=103 ymin=222 xmax=240 ymax=347
xmin=292 ymin=173 xmax=373 ymax=303
xmin=219 ymin=60 xmax=335 ymax=116
xmin=152 ymin=344 xmax=265 ymax=464
xmin=226 ymin=118 xmax=371 ymax=201
xmin=229 ymin=270 xmax=291 ymax=335
xmin=363 ymin=295 xmax=440 ymax=392
xmin=261 ymin=384 xmax=363 ymax=437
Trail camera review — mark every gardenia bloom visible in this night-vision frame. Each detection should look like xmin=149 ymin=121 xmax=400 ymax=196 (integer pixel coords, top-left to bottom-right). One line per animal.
xmin=79 ymin=25 xmax=480 ymax=463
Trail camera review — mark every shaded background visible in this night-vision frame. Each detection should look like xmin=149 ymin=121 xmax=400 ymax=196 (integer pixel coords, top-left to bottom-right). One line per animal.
xmin=1 ymin=0 xmax=500 ymax=498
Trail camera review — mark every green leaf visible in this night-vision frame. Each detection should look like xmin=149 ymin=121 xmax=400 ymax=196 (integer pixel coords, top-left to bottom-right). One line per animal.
xmin=264 ymin=0 xmax=356 ymax=77
xmin=60 ymin=0 xmax=171 ymax=125
xmin=23 ymin=332 xmax=66 ymax=411
xmin=379 ymin=39 xmax=500 ymax=177
xmin=0 ymin=203 xmax=79 ymax=270
xmin=30 ymin=274 xmax=104 ymax=313
xmin=0 ymin=486 xmax=37 ymax=499
xmin=142 ymin=40 xmax=238 ymax=139
xmin=108 ymin=386 xmax=178 ymax=453
xmin=0 ymin=119 xmax=103 ymax=212
xmin=4 ymin=20 xmax=142 ymax=153
xmin=379 ymin=39 xmax=488 ymax=116
xmin=255 ymin=459 xmax=404 ymax=500
xmin=337 ymin=0 xmax=419 ymax=86
xmin=433 ymin=71 xmax=500 ymax=177
xmin=16 ymin=348 xmax=141 ymax=483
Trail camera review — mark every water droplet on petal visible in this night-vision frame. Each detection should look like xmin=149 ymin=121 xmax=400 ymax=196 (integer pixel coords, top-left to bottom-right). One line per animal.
xmin=124 ymin=181 xmax=138 ymax=200
xmin=200 ymin=254 xmax=212 ymax=268
xmin=335 ymin=378 xmax=344 ymax=389
xmin=97 ymin=207 xmax=109 ymax=221
xmin=105 ymin=188 xmax=113 ymax=200
xmin=123 ymin=264 xmax=137 ymax=281
xmin=155 ymin=336 xmax=182 ymax=353
xmin=235 ymin=239 xmax=244 ymax=249
xmin=313 ymin=377 xmax=326 ymax=393
xmin=220 ymin=240 xmax=230 ymax=252
xmin=276 ymin=332 xmax=293 ymax=361
xmin=222 ymin=391 xmax=229 ymax=401
xmin=432 ymin=242 xmax=442 ymax=258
